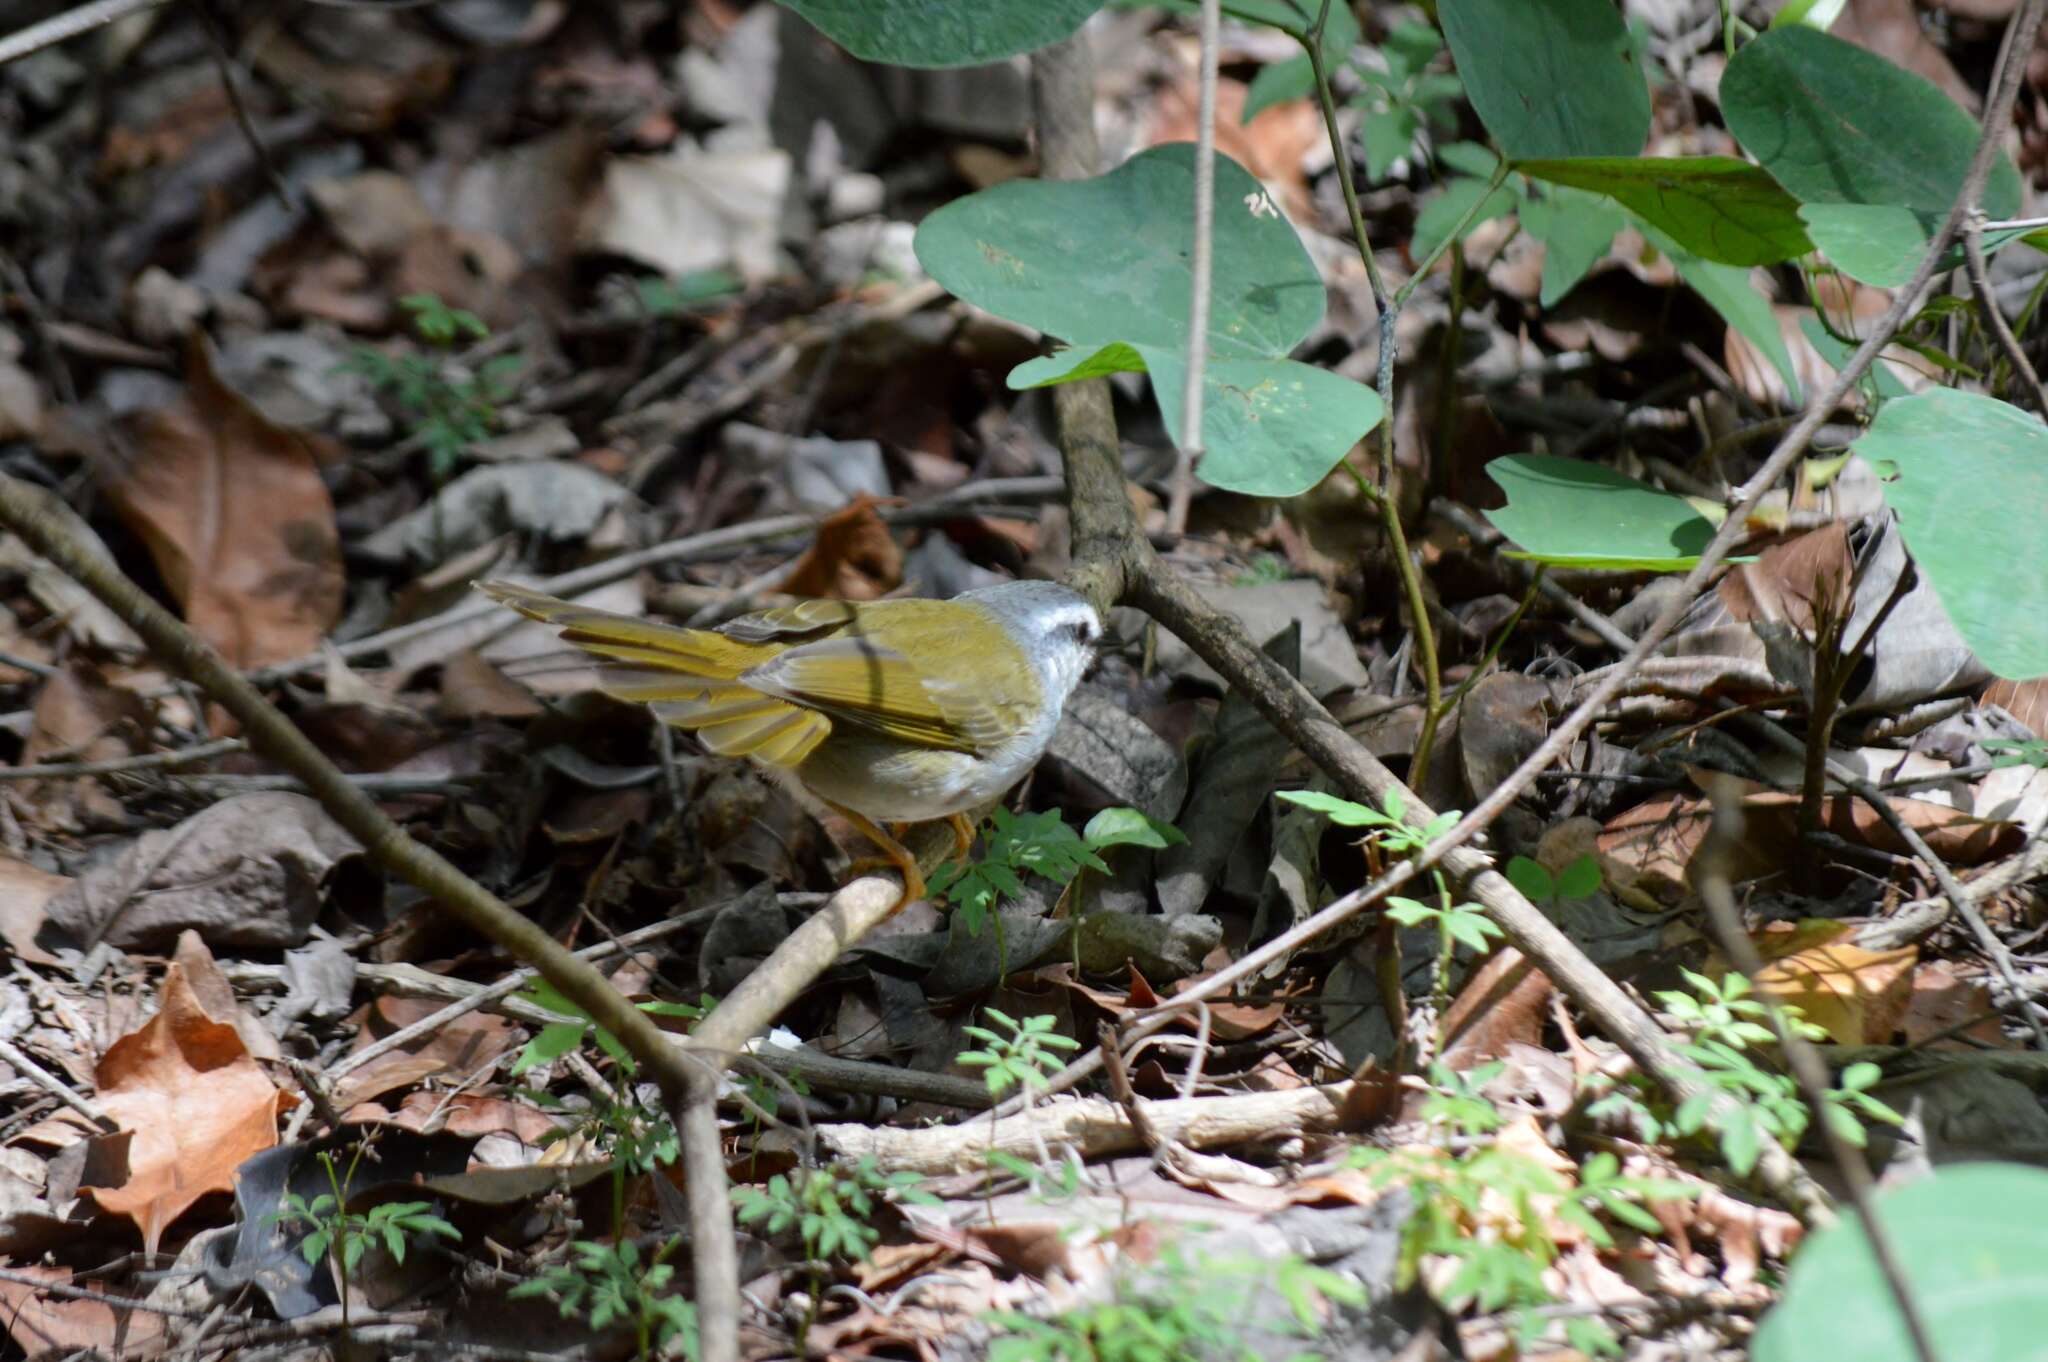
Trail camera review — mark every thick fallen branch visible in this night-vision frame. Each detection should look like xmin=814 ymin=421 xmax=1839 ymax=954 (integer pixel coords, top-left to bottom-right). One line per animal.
xmin=805 ymin=1082 xmax=1353 ymax=1175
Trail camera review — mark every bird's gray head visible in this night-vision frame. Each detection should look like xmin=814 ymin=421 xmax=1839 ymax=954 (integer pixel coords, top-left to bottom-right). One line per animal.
xmin=960 ymin=580 xmax=1102 ymax=702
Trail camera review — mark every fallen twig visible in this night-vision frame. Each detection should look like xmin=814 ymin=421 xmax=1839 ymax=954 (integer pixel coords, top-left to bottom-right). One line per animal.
xmin=804 ymin=1081 xmax=1353 ymax=1175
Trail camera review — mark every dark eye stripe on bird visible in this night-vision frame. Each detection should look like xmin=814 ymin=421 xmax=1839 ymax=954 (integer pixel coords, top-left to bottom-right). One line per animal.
xmin=476 ymin=577 xmax=1102 ymax=912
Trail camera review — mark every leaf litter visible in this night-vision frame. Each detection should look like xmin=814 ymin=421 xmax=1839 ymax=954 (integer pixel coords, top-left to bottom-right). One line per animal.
xmin=0 ymin=2 xmax=2041 ymax=1359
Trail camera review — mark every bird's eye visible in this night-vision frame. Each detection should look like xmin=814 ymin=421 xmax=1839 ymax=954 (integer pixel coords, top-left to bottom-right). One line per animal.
xmin=1068 ymin=620 xmax=1096 ymax=644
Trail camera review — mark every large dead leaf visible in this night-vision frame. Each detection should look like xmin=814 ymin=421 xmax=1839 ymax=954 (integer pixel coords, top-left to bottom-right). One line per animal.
xmin=43 ymin=792 xmax=363 ymax=951
xmin=104 ymin=340 xmax=344 ymax=671
xmin=0 ymin=1265 xmax=168 ymax=1358
xmin=82 ymin=963 xmax=295 ymax=1254
xmin=1731 ymin=920 xmax=1918 ymax=1045
xmin=1599 ymin=769 xmax=2021 ymax=898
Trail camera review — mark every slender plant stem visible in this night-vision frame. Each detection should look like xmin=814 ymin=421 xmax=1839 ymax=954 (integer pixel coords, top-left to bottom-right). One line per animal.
xmin=1964 ymin=211 xmax=2048 ymax=415
xmin=1393 ymin=161 xmax=1510 ymax=312
xmin=1694 ymin=785 xmax=1942 ymax=1362
xmin=1165 ymin=0 xmax=1221 ymax=536
xmin=1347 ymin=465 xmax=1443 ymax=782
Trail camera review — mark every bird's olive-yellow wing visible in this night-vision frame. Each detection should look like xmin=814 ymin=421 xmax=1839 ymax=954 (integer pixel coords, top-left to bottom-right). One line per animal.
xmin=737 ymin=599 xmax=1038 ymax=756
xmin=476 ymin=580 xmax=837 ymax=766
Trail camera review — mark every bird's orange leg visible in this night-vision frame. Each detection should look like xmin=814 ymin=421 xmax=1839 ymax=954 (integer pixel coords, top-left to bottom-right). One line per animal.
xmin=830 ymin=804 xmax=925 ymax=911
xmin=945 ymin=812 xmax=976 ymax=861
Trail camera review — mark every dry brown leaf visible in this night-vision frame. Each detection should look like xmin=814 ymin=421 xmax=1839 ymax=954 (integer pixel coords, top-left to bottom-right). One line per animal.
xmin=105 ymin=341 xmax=345 ymax=672
xmin=438 ymin=649 xmax=543 ymax=720
xmin=1438 ymin=949 xmax=1555 ymax=1074
xmin=1737 ymin=920 xmax=1918 ymax=1045
xmin=0 ymin=853 xmax=71 ymax=966
xmin=778 ymin=494 xmax=903 ymax=600
xmin=173 ymin=930 xmax=283 ymax=1062
xmin=0 ymin=1265 xmax=168 ymax=1358
xmin=1718 ymin=523 xmax=1854 ymax=635
xmin=1899 ymin=959 xmax=2011 ymax=1048
xmin=13 ymin=665 xmax=149 ymax=831
xmin=1144 ymin=76 xmax=1320 ymax=218
xmin=82 ymin=963 xmax=295 ymax=1254
xmin=1981 ymin=676 xmax=2048 ymax=735
xmin=331 ymin=996 xmax=520 ymax=1110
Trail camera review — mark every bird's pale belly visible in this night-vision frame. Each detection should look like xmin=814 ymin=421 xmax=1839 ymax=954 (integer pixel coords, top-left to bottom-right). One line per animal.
xmin=795 ymin=730 xmax=1029 ymax=821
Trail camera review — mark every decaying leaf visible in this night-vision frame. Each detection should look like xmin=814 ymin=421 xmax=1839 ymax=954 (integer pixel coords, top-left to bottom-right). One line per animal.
xmin=332 ymin=995 xmax=521 ymax=1111
xmin=43 ymin=792 xmax=365 ymax=950
xmin=0 ymin=854 xmax=71 ymax=966
xmin=0 ymin=1265 xmax=167 ymax=1358
xmin=104 ymin=340 xmax=345 ymax=671
xmin=1734 ymin=920 xmax=1918 ymax=1046
xmin=778 ymin=493 xmax=903 ymax=600
xmin=82 ymin=963 xmax=296 ymax=1254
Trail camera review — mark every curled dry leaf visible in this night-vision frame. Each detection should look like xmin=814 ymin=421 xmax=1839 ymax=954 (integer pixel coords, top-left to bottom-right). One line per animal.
xmin=777 ymin=492 xmax=904 ymax=600
xmin=81 ymin=964 xmax=296 ymax=1255
xmin=104 ymin=340 xmax=345 ymax=671
xmin=0 ymin=1265 xmax=167 ymax=1359
xmin=332 ymin=995 xmax=520 ymax=1111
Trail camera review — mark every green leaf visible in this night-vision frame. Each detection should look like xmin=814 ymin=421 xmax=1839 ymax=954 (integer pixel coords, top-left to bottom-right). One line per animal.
xmin=1800 ymin=203 xmax=1934 ymax=288
xmin=1212 ymin=0 xmax=1359 ymax=54
xmin=1384 ymin=897 xmax=1432 ymax=927
xmin=1856 ymin=388 xmax=2048 ymax=679
xmin=773 ymin=0 xmax=1102 ymax=68
xmin=1771 ymin=0 xmax=1849 ymax=28
xmin=1515 ymin=186 xmax=1624 ymax=306
xmin=1083 ymin=807 xmax=1187 ymax=850
xmin=1722 ymin=26 xmax=2021 ymax=278
xmin=1411 ymin=175 xmax=1517 ymax=261
xmin=1482 ymin=453 xmax=1735 ymax=571
xmin=1274 ymin=789 xmax=1385 ymax=827
xmin=1438 ymin=0 xmax=1649 ymax=160
xmin=510 ymin=1021 xmax=588 ymax=1076
xmin=1504 ymin=855 xmax=1555 ymax=903
xmin=1245 ymin=52 xmax=1314 ymax=123
xmin=1755 ymin=1163 xmax=2048 ymax=1362
xmin=1517 ymin=157 xmax=1811 ymax=267
xmin=1556 ymin=854 xmax=1603 ymax=899
xmin=1360 ymin=106 xmax=1421 ymax=182
xmin=916 ymin=144 xmax=1383 ymax=496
